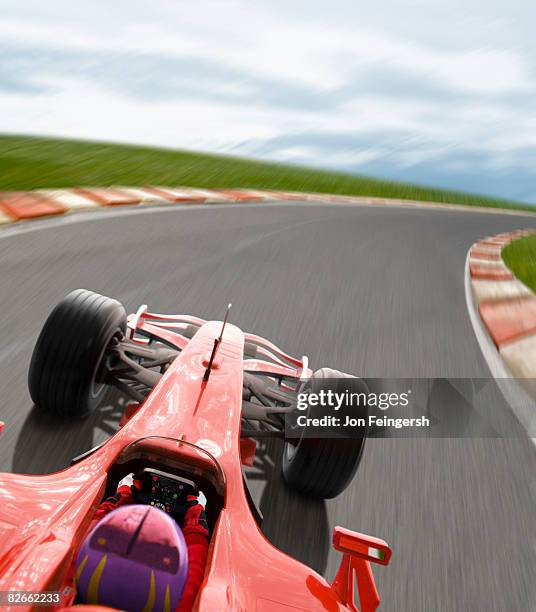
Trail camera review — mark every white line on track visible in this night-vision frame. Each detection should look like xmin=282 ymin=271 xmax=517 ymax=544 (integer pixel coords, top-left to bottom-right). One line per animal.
xmin=1 ymin=198 xmax=536 ymax=242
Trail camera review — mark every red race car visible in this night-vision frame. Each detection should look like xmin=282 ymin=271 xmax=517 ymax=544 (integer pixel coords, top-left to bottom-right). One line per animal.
xmin=0 ymin=290 xmax=391 ymax=611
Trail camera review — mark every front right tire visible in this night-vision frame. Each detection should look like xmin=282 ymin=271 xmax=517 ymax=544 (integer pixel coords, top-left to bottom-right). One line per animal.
xmin=282 ymin=368 xmax=368 ymax=499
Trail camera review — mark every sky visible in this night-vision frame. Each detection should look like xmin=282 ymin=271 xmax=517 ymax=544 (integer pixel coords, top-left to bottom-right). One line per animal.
xmin=0 ymin=0 xmax=535 ymax=202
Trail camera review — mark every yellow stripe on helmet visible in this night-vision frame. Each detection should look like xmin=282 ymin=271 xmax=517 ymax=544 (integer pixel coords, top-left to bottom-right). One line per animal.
xmin=75 ymin=554 xmax=89 ymax=585
xmin=87 ymin=554 xmax=107 ymax=604
xmin=141 ymin=570 xmax=156 ymax=612
xmin=164 ymin=584 xmax=171 ymax=612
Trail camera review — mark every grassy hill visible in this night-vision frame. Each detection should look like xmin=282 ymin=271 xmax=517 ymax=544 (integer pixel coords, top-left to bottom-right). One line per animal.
xmin=503 ymin=235 xmax=536 ymax=292
xmin=0 ymin=134 xmax=532 ymax=212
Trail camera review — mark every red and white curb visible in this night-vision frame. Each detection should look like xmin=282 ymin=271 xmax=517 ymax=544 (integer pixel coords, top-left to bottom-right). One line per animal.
xmin=0 ymin=187 xmax=360 ymax=224
xmin=1 ymin=187 xmax=536 ymax=227
xmin=466 ymin=229 xmax=536 ymax=435
xmin=0 ymin=187 xmax=376 ymax=224
xmin=0 ymin=187 xmax=267 ymax=223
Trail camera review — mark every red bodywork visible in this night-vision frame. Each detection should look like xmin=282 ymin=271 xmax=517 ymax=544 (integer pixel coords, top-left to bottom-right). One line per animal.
xmin=0 ymin=308 xmax=390 ymax=611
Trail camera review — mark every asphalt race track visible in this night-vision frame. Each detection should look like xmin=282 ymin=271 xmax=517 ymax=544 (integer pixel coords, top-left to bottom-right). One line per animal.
xmin=1 ymin=201 xmax=535 ymax=611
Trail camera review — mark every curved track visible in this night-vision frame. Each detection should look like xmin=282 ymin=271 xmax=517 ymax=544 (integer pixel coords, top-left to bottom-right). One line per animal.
xmin=1 ymin=202 xmax=535 ymax=610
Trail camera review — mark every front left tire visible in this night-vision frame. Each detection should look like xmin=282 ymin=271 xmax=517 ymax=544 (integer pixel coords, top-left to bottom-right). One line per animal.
xmin=28 ymin=289 xmax=127 ymax=418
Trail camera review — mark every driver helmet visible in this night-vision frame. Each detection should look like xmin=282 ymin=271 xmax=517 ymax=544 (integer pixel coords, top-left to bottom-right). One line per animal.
xmin=76 ymin=504 xmax=188 ymax=612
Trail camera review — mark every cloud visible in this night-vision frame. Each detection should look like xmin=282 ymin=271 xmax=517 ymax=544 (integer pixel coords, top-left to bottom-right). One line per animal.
xmin=0 ymin=0 xmax=535 ymax=201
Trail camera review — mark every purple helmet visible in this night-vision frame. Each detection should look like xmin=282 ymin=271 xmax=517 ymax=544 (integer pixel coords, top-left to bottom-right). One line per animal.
xmin=75 ymin=504 xmax=188 ymax=611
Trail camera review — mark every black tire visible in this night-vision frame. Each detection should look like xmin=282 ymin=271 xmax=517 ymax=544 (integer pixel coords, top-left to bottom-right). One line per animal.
xmin=28 ymin=289 xmax=127 ymax=418
xmin=282 ymin=368 xmax=368 ymax=499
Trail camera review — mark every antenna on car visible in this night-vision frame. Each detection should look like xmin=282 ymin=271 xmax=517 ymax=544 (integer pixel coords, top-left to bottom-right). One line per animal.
xmin=202 ymin=303 xmax=232 ymax=382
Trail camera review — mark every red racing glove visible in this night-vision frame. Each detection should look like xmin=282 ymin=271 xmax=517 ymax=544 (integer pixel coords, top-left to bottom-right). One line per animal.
xmin=183 ymin=494 xmax=209 ymax=537
xmin=93 ymin=473 xmax=142 ymax=522
xmin=178 ymin=494 xmax=209 ymax=612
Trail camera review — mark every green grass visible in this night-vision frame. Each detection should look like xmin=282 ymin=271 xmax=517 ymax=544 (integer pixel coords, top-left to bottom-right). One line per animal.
xmin=0 ymin=134 xmax=533 ymax=212
xmin=502 ymin=235 xmax=536 ymax=292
